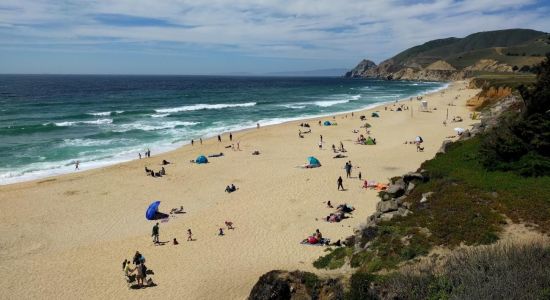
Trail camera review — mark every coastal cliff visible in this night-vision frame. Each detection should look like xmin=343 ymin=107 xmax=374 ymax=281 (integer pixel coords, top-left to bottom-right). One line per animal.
xmin=345 ymin=29 xmax=550 ymax=81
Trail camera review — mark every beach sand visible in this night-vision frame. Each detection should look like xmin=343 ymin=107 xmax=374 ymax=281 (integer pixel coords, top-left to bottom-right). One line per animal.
xmin=0 ymin=80 xmax=480 ymax=299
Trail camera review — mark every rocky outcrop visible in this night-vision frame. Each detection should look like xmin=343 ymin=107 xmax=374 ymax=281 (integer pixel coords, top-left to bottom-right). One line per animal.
xmin=344 ymin=59 xmax=377 ymax=78
xmin=344 ymin=58 xmax=471 ymax=81
xmin=248 ymin=270 xmax=344 ymax=300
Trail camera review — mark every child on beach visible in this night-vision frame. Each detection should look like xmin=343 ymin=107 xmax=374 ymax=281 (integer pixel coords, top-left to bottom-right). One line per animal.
xmin=187 ymin=229 xmax=193 ymax=241
xmin=218 ymin=228 xmax=224 ymax=236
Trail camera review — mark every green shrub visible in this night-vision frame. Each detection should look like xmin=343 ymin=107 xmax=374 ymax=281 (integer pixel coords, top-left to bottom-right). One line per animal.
xmin=346 ymin=272 xmax=377 ymax=300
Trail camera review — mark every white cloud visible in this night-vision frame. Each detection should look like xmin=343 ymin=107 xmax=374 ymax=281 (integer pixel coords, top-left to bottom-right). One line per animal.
xmin=0 ymin=0 xmax=548 ymax=68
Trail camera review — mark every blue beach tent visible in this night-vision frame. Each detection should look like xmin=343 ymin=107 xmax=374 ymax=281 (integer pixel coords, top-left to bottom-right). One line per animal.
xmin=307 ymin=156 xmax=321 ymax=166
xmin=323 ymin=121 xmax=332 ymax=126
xmin=196 ymin=155 xmax=208 ymax=164
xmin=146 ymin=201 xmax=161 ymax=220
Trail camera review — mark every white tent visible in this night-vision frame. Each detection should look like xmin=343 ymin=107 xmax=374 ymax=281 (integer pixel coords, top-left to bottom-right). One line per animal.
xmin=420 ymin=100 xmax=429 ymax=112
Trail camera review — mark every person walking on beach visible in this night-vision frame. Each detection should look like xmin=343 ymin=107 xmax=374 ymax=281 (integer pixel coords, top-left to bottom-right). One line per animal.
xmin=230 ymin=132 xmax=233 ymax=141
xmin=75 ymin=161 xmax=80 ymax=170
xmin=337 ymin=176 xmax=344 ymax=191
xmin=237 ymin=141 xmax=240 ymax=151
xmin=187 ymin=229 xmax=193 ymax=241
xmin=139 ymin=153 xmax=142 ymax=159
xmin=347 ymin=161 xmax=353 ymax=177
xmin=345 ymin=162 xmax=351 ymax=178
xmin=320 ymin=135 xmax=323 ymax=143
xmin=218 ymin=135 xmax=221 ymax=142
xmin=218 ymin=228 xmax=224 ymax=236
xmin=257 ymin=123 xmax=260 ymax=129
xmin=358 ymin=172 xmax=362 ymax=181
xmin=200 ymin=138 xmax=203 ymax=145
xmin=152 ymin=223 xmax=159 ymax=244
xmin=191 ymin=139 xmax=194 ymax=146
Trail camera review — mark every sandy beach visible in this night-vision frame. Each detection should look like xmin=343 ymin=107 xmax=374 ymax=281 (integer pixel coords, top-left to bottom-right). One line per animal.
xmin=0 ymin=80 xmax=480 ymax=299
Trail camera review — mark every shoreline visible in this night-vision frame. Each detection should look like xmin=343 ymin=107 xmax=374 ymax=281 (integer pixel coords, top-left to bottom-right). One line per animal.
xmin=1 ymin=81 xmax=450 ymax=186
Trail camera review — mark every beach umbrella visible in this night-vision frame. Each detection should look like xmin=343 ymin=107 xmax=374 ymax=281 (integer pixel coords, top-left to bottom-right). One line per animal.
xmin=307 ymin=156 xmax=321 ymax=166
xmin=195 ymin=155 xmax=208 ymax=164
xmin=146 ymin=201 xmax=161 ymax=220
xmin=323 ymin=121 xmax=332 ymax=126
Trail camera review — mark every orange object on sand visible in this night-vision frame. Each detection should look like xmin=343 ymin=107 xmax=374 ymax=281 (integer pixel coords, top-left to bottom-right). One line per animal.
xmin=374 ymin=183 xmax=388 ymax=191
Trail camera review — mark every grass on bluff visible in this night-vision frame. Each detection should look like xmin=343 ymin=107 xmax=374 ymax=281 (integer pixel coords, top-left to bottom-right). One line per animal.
xmin=313 ymin=135 xmax=550 ymax=272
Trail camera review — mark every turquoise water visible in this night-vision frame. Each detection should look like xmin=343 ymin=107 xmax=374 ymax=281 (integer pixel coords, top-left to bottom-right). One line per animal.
xmin=0 ymin=75 xmax=446 ymax=184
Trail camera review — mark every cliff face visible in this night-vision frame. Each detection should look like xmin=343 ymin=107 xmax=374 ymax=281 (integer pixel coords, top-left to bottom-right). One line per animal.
xmin=347 ymin=59 xmax=472 ymax=81
xmin=344 ymin=28 xmax=549 ymax=81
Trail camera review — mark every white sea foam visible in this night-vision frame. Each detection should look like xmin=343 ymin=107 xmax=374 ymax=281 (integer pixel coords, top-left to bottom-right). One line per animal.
xmin=279 ymin=104 xmax=306 ymax=109
xmin=151 ymin=113 xmax=170 ymax=118
xmin=312 ymin=99 xmax=350 ymax=107
xmin=53 ymin=119 xmax=113 ymax=126
xmin=114 ymin=121 xmax=199 ymax=132
xmin=88 ymin=111 xmax=111 ymax=116
xmin=155 ymin=102 xmax=256 ymax=113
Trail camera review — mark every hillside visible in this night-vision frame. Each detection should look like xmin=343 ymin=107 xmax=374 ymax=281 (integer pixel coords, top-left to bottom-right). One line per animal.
xmin=345 ymin=29 xmax=550 ymax=81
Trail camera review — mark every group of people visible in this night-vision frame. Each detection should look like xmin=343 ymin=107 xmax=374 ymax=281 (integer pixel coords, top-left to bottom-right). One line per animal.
xmin=225 ymin=184 xmax=237 ymax=193
xmin=325 ymin=203 xmax=355 ymax=223
xmin=144 ymin=166 xmax=166 ymax=177
xmin=123 ymin=251 xmax=153 ymax=288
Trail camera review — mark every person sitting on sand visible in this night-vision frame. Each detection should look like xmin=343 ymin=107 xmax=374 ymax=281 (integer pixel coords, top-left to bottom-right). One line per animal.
xmin=160 ymin=167 xmax=166 ymax=176
xmin=218 ymin=228 xmax=224 ymax=236
xmin=252 ymin=150 xmax=260 ymax=155
xmin=225 ymin=221 xmax=234 ymax=230
xmin=162 ymin=159 xmax=170 ymax=165
xmin=225 ymin=184 xmax=237 ymax=193
xmin=145 ymin=167 xmax=150 ymax=174
xmin=314 ymin=229 xmax=322 ymax=240
xmin=327 ymin=200 xmax=333 ymax=208
xmin=173 ymin=238 xmax=179 ymax=245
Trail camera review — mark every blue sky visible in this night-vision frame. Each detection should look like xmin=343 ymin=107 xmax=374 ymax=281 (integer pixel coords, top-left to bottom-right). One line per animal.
xmin=0 ymin=0 xmax=549 ymax=75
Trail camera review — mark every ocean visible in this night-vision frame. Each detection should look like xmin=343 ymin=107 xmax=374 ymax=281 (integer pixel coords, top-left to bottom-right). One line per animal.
xmin=0 ymin=75 xmax=446 ymax=184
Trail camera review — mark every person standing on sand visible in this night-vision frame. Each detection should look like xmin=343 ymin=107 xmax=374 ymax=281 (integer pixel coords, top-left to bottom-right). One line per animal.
xmin=345 ymin=162 xmax=351 ymax=178
xmin=187 ymin=229 xmax=193 ymax=241
xmin=257 ymin=123 xmax=260 ymax=129
xmin=218 ymin=228 xmax=224 ymax=236
xmin=218 ymin=135 xmax=221 ymax=142
xmin=191 ymin=139 xmax=194 ymax=146
xmin=230 ymin=132 xmax=233 ymax=141
xmin=237 ymin=141 xmax=240 ymax=151
xmin=359 ymin=172 xmax=362 ymax=181
xmin=75 ymin=161 xmax=80 ymax=170
xmin=152 ymin=223 xmax=159 ymax=244
xmin=200 ymin=138 xmax=203 ymax=145
xmin=337 ymin=176 xmax=344 ymax=191
xmin=320 ymin=135 xmax=323 ymax=143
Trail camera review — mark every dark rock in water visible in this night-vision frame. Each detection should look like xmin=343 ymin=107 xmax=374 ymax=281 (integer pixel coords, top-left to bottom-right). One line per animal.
xmin=248 ymin=270 xmax=344 ymax=300
xmin=437 ymin=140 xmax=453 ymax=154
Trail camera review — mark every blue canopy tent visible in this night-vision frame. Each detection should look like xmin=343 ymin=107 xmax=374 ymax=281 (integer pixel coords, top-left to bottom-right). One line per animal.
xmin=307 ymin=156 xmax=321 ymax=167
xmin=196 ymin=155 xmax=208 ymax=164
xmin=146 ymin=201 xmax=161 ymax=220
xmin=323 ymin=121 xmax=332 ymax=126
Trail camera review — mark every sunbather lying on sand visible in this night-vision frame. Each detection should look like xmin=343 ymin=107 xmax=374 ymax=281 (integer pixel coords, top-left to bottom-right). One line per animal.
xmin=333 ymin=154 xmax=347 ymax=159
xmin=170 ymin=206 xmax=185 ymax=214
xmin=208 ymin=152 xmax=224 ymax=157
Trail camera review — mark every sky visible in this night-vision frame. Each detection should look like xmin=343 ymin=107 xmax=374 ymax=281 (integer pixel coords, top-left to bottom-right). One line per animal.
xmin=0 ymin=0 xmax=549 ymax=75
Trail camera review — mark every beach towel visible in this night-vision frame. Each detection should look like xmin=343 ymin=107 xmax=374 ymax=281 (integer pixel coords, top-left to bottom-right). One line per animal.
xmin=300 ymin=238 xmax=330 ymax=246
